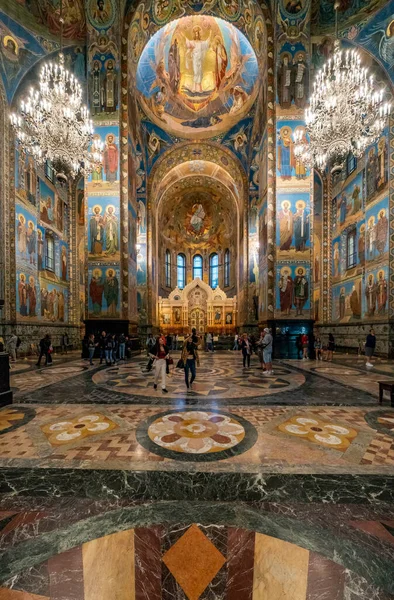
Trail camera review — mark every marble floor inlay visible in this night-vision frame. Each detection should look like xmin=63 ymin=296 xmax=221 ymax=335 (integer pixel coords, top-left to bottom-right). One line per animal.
xmin=92 ymin=356 xmax=305 ymax=400
xmin=1 ymin=352 xmax=393 ymax=599
xmin=136 ymin=409 xmax=257 ymax=461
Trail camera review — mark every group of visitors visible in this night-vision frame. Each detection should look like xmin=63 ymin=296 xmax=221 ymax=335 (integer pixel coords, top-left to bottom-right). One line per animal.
xmin=148 ymin=328 xmax=201 ymax=393
xmin=83 ymin=331 xmax=131 ymax=366
xmin=237 ymin=329 xmax=274 ymax=374
xmin=147 ymin=333 xmax=180 ymax=354
xmin=297 ymin=329 xmax=376 ymax=367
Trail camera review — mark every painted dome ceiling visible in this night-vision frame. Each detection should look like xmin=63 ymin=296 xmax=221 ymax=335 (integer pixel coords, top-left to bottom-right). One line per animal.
xmin=135 ymin=15 xmax=259 ymax=139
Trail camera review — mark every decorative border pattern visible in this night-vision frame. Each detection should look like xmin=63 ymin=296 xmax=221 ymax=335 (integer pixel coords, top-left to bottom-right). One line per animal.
xmin=389 ymin=114 xmax=394 ymax=320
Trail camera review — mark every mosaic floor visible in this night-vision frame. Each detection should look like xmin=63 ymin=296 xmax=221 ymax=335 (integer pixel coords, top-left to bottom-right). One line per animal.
xmin=92 ymin=355 xmax=305 ymax=399
xmin=1 ymin=352 xmax=393 ymax=599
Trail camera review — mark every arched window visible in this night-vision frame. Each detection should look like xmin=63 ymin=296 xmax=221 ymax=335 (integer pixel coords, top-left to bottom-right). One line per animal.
xmin=224 ymin=249 xmax=230 ymax=287
xmin=209 ymin=253 xmax=219 ymax=289
xmin=45 ymin=234 xmax=54 ymax=271
xmin=177 ymin=253 xmax=186 ymax=289
xmin=165 ymin=250 xmax=171 ymax=287
xmin=347 ymin=227 xmax=357 ymax=269
xmin=193 ymin=254 xmax=203 ymax=280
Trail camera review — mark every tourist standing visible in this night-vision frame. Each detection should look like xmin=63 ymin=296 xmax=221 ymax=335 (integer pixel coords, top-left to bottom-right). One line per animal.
xmin=150 ymin=334 xmax=169 ymax=393
xmin=314 ymin=336 xmax=322 ymax=360
xmin=295 ymin=334 xmax=303 ymax=359
xmin=261 ymin=328 xmax=274 ymax=375
xmin=98 ymin=331 xmax=106 ymax=364
xmin=326 ymin=333 xmax=335 ymax=362
xmin=365 ymin=328 xmax=376 ymax=368
xmin=240 ymin=333 xmax=252 ymax=369
xmin=112 ymin=334 xmax=118 ymax=363
xmin=206 ymin=332 xmax=213 ymax=352
xmin=256 ymin=331 xmax=266 ymax=370
xmin=88 ymin=334 xmax=96 ymax=366
xmin=118 ymin=333 xmax=126 ymax=361
xmin=301 ymin=332 xmax=309 ymax=359
xmin=61 ymin=332 xmax=69 ymax=354
xmin=36 ymin=334 xmax=52 ymax=367
xmin=174 ymin=334 xmax=179 ymax=351
xmin=182 ymin=331 xmax=200 ymax=392
xmin=105 ymin=334 xmax=114 ymax=365
xmin=232 ymin=333 xmax=239 ymax=350
xmin=146 ymin=333 xmax=155 ymax=357
xmin=7 ymin=332 xmax=18 ymax=363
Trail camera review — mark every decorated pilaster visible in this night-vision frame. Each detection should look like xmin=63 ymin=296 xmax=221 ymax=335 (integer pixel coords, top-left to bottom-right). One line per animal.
xmin=274 ymin=0 xmax=314 ymax=338
xmin=85 ymin=0 xmax=126 ymax=331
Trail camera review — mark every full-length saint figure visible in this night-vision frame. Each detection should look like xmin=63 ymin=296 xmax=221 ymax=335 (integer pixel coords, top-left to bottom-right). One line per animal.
xmin=278 ymin=201 xmax=293 ymax=251
xmin=103 ymin=134 xmax=119 ymax=182
xmin=278 ymin=268 xmax=293 ymax=314
xmin=104 ymin=206 xmax=119 ymax=255
xmin=294 ymin=268 xmax=308 ymax=316
xmin=168 ymin=38 xmax=181 ymax=93
xmin=184 ymin=26 xmax=212 ymax=93
xmin=90 ymin=206 xmax=105 ymax=255
xmin=104 ymin=269 xmax=119 ymax=316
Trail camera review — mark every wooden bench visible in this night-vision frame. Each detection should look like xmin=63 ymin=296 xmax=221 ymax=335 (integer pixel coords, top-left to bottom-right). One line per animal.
xmin=378 ymin=381 xmax=394 ymax=407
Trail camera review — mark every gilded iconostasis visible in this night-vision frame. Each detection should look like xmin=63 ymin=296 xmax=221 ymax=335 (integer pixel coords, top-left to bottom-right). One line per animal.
xmin=0 ymin=0 xmax=393 ymax=350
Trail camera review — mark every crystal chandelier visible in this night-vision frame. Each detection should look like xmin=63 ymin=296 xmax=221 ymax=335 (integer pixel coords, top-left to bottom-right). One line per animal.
xmin=10 ymin=1 xmax=101 ymax=178
xmin=293 ymin=1 xmax=391 ymax=172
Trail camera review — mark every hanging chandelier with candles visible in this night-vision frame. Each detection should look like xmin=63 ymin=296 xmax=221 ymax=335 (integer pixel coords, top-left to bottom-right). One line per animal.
xmin=10 ymin=2 xmax=102 ymax=178
xmin=293 ymin=1 xmax=391 ymax=172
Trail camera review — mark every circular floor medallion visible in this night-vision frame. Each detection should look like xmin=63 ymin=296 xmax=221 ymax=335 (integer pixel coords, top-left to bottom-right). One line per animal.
xmin=136 ymin=409 xmax=258 ymax=461
xmin=0 ymin=406 xmax=36 ymax=435
xmin=364 ymin=409 xmax=394 ymax=438
xmin=92 ymin=355 xmax=304 ymax=400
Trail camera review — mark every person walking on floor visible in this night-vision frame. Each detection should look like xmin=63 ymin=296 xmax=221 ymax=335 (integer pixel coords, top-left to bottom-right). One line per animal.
xmin=36 ymin=334 xmax=52 ymax=367
xmin=182 ymin=330 xmax=200 ymax=392
xmin=365 ymin=328 xmax=376 ymax=368
xmin=7 ymin=332 xmax=18 ymax=363
xmin=88 ymin=334 xmax=97 ymax=366
xmin=261 ymin=328 xmax=274 ymax=375
xmin=118 ymin=333 xmax=126 ymax=361
xmin=326 ymin=333 xmax=335 ymax=362
xmin=240 ymin=333 xmax=252 ymax=369
xmin=301 ymin=333 xmax=309 ymax=359
xmin=150 ymin=334 xmax=169 ymax=393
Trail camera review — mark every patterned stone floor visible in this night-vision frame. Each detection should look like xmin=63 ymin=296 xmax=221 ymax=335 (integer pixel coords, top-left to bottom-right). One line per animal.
xmin=92 ymin=355 xmax=305 ymax=399
xmin=2 ymin=352 xmax=394 ymax=599
xmin=1 ymin=402 xmax=393 ymax=471
xmin=282 ymin=355 xmax=394 ymax=399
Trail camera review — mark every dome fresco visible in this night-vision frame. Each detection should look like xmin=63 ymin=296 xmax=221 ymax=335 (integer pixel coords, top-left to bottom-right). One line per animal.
xmin=136 ymin=16 xmax=259 ymax=139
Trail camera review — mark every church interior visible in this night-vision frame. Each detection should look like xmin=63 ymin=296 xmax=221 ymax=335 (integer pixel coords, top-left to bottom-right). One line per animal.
xmin=0 ymin=0 xmax=394 ymax=597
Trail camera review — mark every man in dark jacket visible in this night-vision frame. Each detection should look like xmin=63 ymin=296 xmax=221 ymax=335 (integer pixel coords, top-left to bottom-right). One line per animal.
xmin=36 ymin=334 xmax=52 ymax=367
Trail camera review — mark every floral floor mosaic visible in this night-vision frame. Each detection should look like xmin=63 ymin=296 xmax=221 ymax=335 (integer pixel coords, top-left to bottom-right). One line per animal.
xmin=0 ymin=402 xmax=393 ymax=471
